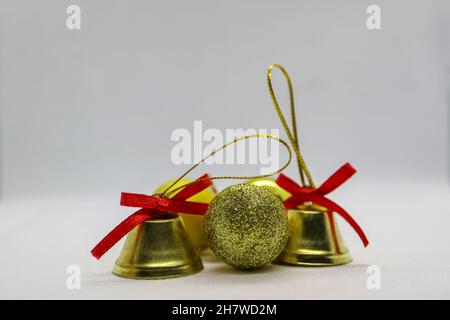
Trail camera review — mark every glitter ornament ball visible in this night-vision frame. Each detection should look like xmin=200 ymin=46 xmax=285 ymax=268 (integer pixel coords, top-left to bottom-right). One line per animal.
xmin=204 ymin=184 xmax=289 ymax=270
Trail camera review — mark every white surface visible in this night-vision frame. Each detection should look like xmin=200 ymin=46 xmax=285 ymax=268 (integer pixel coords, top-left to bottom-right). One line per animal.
xmin=1 ymin=182 xmax=449 ymax=299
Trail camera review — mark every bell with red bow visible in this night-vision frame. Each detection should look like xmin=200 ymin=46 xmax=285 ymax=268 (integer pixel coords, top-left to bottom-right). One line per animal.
xmin=91 ymin=174 xmax=214 ymax=279
xmin=249 ymin=64 xmax=369 ymax=266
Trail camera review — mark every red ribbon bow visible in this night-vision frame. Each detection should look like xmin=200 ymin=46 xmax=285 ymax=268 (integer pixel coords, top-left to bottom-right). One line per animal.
xmin=91 ymin=174 xmax=212 ymax=259
xmin=275 ymin=163 xmax=369 ymax=251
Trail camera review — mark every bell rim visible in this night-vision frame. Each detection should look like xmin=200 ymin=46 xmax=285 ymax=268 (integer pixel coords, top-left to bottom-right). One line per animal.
xmin=112 ymin=261 xmax=204 ymax=280
xmin=274 ymin=252 xmax=352 ymax=267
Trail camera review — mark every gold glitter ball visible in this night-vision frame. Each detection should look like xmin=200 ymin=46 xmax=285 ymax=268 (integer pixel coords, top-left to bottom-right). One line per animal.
xmin=203 ymin=183 xmax=288 ymax=270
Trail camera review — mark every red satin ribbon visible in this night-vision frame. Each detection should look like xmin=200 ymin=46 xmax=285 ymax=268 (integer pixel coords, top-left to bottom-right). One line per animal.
xmin=91 ymin=174 xmax=212 ymax=259
xmin=275 ymin=163 xmax=369 ymax=248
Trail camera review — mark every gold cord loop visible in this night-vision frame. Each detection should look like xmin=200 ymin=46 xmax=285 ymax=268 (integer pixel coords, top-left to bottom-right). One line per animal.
xmin=158 ymin=133 xmax=293 ymax=198
xmin=267 ymin=64 xmax=314 ymax=187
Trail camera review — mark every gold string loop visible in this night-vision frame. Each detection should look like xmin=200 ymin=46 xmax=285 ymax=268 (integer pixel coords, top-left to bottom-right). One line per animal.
xmin=267 ymin=64 xmax=315 ymax=187
xmin=158 ymin=133 xmax=293 ymax=198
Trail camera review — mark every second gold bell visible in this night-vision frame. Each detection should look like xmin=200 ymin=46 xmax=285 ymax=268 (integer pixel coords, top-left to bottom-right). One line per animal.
xmin=248 ymin=178 xmax=352 ymax=266
xmin=276 ymin=205 xmax=352 ymax=266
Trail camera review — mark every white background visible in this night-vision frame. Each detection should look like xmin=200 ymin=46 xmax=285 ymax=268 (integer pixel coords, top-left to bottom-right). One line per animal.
xmin=0 ymin=0 xmax=449 ymax=299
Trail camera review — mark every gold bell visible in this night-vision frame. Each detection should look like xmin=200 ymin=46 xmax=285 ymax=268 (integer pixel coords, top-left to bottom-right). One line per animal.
xmin=154 ymin=178 xmax=217 ymax=250
xmin=275 ymin=204 xmax=352 ymax=266
xmin=113 ymin=213 xmax=203 ymax=279
xmin=247 ymin=178 xmax=291 ymax=202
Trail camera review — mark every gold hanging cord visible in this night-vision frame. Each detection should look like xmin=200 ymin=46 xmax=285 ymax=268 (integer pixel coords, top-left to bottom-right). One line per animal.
xmin=158 ymin=133 xmax=293 ymax=198
xmin=267 ymin=64 xmax=315 ymax=188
